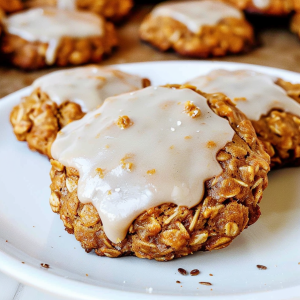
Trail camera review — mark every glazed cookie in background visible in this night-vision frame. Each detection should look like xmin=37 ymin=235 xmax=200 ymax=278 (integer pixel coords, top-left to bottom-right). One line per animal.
xmin=1 ymin=7 xmax=118 ymax=70
xmin=23 ymin=0 xmax=133 ymax=22
xmin=50 ymin=84 xmax=270 ymax=261
xmin=10 ymin=66 xmax=150 ymax=158
xmin=187 ymin=69 xmax=300 ymax=169
xmin=139 ymin=0 xmax=255 ymax=58
xmin=218 ymin=0 xmax=300 ymax=16
xmin=0 ymin=0 xmax=23 ymax=13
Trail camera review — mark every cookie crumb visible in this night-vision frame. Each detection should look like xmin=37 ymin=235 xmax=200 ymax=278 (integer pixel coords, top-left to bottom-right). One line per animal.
xmin=41 ymin=263 xmax=50 ymax=269
xmin=190 ymin=269 xmax=200 ymax=276
xmin=209 ymin=274 xmax=213 ymax=276
xmin=257 ymin=265 xmax=267 ymax=270
xmin=5 ymin=240 xmax=7 ymax=242
xmin=21 ymin=262 xmax=25 ymax=264
xmin=86 ymin=274 xmax=88 ymax=276
xmin=178 ymin=268 xmax=187 ymax=275
xmin=176 ymin=280 xmax=181 ymax=283
xmin=199 ymin=282 xmax=212 ymax=286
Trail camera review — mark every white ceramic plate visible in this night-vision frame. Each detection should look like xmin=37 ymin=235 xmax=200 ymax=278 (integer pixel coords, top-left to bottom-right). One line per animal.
xmin=1 ymin=61 xmax=300 ymax=300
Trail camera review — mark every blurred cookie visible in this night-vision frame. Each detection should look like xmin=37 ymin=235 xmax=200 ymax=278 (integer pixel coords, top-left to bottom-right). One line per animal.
xmin=1 ymin=7 xmax=118 ymax=70
xmin=23 ymin=0 xmax=133 ymax=22
xmin=218 ymin=0 xmax=300 ymax=15
xmin=50 ymin=84 xmax=270 ymax=261
xmin=10 ymin=66 xmax=150 ymax=158
xmin=139 ymin=0 xmax=254 ymax=58
xmin=187 ymin=69 xmax=300 ymax=168
xmin=0 ymin=0 xmax=23 ymax=13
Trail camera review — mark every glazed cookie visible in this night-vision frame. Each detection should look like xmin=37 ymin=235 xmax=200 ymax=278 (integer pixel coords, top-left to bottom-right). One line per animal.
xmin=50 ymin=85 xmax=270 ymax=261
xmin=219 ymin=0 xmax=300 ymax=15
xmin=139 ymin=0 xmax=254 ymax=58
xmin=10 ymin=66 xmax=150 ymax=158
xmin=187 ymin=69 xmax=300 ymax=169
xmin=1 ymin=7 xmax=118 ymax=70
xmin=23 ymin=0 xmax=133 ymax=22
xmin=0 ymin=0 xmax=23 ymax=13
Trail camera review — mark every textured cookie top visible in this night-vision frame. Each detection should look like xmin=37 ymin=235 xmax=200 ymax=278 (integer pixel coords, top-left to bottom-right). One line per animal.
xmin=4 ymin=8 xmax=104 ymax=64
xmin=32 ymin=67 xmax=145 ymax=112
xmin=151 ymin=0 xmax=243 ymax=34
xmin=51 ymin=86 xmax=235 ymax=243
xmin=188 ymin=69 xmax=300 ymax=121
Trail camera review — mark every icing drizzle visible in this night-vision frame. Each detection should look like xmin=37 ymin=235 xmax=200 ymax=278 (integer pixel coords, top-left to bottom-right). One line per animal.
xmin=33 ymin=66 xmax=145 ymax=112
xmin=151 ymin=0 xmax=243 ymax=34
xmin=187 ymin=69 xmax=300 ymax=121
xmin=5 ymin=8 xmax=104 ymax=65
xmin=52 ymin=86 xmax=235 ymax=243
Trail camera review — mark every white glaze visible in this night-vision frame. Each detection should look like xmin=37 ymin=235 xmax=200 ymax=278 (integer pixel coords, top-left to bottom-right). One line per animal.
xmin=52 ymin=86 xmax=235 ymax=243
xmin=151 ymin=0 xmax=243 ymax=34
xmin=57 ymin=0 xmax=76 ymax=10
xmin=33 ymin=66 xmax=145 ymax=112
xmin=187 ymin=69 xmax=300 ymax=121
xmin=252 ymin=0 xmax=271 ymax=9
xmin=4 ymin=8 xmax=104 ymax=65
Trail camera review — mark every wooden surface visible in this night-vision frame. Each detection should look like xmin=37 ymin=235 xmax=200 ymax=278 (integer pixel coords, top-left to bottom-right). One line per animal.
xmin=1 ymin=6 xmax=300 ymax=98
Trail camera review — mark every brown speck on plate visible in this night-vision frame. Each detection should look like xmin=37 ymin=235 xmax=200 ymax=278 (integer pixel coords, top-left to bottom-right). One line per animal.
xmin=190 ymin=269 xmax=200 ymax=276
xmin=178 ymin=268 xmax=187 ymax=275
xmin=176 ymin=280 xmax=181 ymax=283
xmin=86 ymin=274 xmax=88 ymax=277
xmin=199 ymin=282 xmax=212 ymax=286
xmin=257 ymin=265 xmax=267 ymax=270
xmin=5 ymin=240 xmax=7 ymax=242
xmin=21 ymin=262 xmax=25 ymax=264
xmin=41 ymin=263 xmax=50 ymax=269
xmin=209 ymin=274 xmax=213 ymax=276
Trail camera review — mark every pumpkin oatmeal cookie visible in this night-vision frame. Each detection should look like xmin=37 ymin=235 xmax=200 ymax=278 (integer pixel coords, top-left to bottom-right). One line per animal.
xmin=0 ymin=0 xmax=23 ymax=13
xmin=218 ymin=0 xmax=300 ymax=15
xmin=139 ymin=0 xmax=254 ymax=58
xmin=49 ymin=84 xmax=270 ymax=261
xmin=188 ymin=69 xmax=300 ymax=169
xmin=10 ymin=66 xmax=150 ymax=158
xmin=1 ymin=7 xmax=118 ymax=70
xmin=23 ymin=0 xmax=133 ymax=22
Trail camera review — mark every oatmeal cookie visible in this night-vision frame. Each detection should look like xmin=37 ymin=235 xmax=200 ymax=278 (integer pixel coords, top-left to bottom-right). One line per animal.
xmin=10 ymin=66 xmax=150 ymax=158
xmin=1 ymin=8 xmax=118 ymax=70
xmin=219 ymin=0 xmax=300 ymax=15
xmin=139 ymin=0 xmax=254 ymax=58
xmin=49 ymin=84 xmax=270 ymax=261
xmin=188 ymin=70 xmax=300 ymax=169
xmin=23 ymin=0 xmax=133 ymax=22
xmin=0 ymin=0 xmax=23 ymax=13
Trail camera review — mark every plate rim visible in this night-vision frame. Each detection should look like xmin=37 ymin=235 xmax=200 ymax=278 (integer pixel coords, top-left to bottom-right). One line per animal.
xmin=2 ymin=60 xmax=300 ymax=300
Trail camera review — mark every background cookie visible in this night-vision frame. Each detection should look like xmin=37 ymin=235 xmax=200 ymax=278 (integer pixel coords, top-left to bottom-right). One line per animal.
xmin=10 ymin=67 xmax=150 ymax=158
xmin=50 ymin=85 xmax=270 ymax=261
xmin=23 ymin=0 xmax=133 ymax=22
xmin=218 ymin=0 xmax=300 ymax=16
xmin=1 ymin=7 xmax=118 ymax=70
xmin=188 ymin=70 xmax=300 ymax=169
xmin=0 ymin=0 xmax=23 ymax=13
xmin=139 ymin=0 xmax=255 ymax=58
